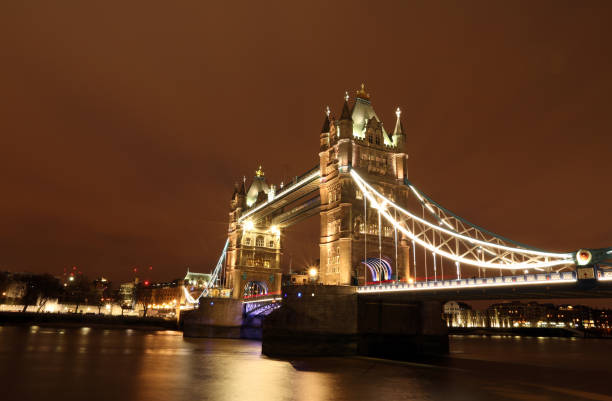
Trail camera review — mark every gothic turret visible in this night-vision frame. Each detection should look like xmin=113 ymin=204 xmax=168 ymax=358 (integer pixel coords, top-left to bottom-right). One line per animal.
xmin=392 ymin=107 xmax=405 ymax=152
xmin=246 ymin=166 xmax=270 ymax=207
xmin=320 ymin=106 xmax=331 ymax=150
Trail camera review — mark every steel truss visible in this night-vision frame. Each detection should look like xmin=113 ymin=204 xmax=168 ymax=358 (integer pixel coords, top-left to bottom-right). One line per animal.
xmin=350 ymin=170 xmax=575 ymax=272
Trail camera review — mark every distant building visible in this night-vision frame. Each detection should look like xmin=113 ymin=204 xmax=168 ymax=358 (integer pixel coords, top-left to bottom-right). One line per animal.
xmin=118 ymin=282 xmax=136 ymax=308
xmin=184 ymin=271 xmax=212 ymax=288
xmin=4 ymin=281 xmax=27 ymax=302
xmin=443 ymin=300 xmax=612 ymax=330
xmin=282 ymin=271 xmax=310 ymax=286
xmin=136 ymin=279 xmax=183 ymax=317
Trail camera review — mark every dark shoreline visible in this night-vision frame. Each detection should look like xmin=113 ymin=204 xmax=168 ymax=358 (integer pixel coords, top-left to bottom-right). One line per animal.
xmin=0 ymin=311 xmax=178 ymax=331
xmin=2 ymin=312 xmax=611 ymax=339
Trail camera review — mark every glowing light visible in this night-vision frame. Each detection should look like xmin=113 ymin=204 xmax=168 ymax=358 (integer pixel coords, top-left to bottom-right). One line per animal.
xmin=408 ymin=278 xmax=414 ymax=284
xmin=308 ymin=267 xmax=318 ymax=278
xmin=244 ymin=220 xmax=255 ymax=231
xmin=576 ymin=249 xmax=592 ymax=265
xmin=68 ymin=276 xmax=74 ymax=282
xmin=297 ymin=292 xmax=302 ymax=298
xmin=270 ymin=225 xmax=280 ymax=235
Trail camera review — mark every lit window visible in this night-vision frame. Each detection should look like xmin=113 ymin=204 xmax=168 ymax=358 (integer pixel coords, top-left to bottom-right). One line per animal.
xmin=256 ymin=236 xmax=264 ymax=247
xmin=268 ymin=241 xmax=274 ymax=248
xmin=244 ymin=237 xmax=251 ymax=246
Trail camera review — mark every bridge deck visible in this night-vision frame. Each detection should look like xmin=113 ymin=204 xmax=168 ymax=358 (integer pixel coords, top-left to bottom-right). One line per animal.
xmin=358 ymin=271 xmax=612 ymax=301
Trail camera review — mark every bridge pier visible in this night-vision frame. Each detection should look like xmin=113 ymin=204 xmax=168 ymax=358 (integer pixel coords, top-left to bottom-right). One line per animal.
xmin=262 ymin=285 xmax=359 ymax=357
xmin=358 ymin=297 xmax=448 ymax=359
xmin=262 ymin=285 xmax=448 ymax=360
xmin=183 ymin=298 xmax=244 ymax=338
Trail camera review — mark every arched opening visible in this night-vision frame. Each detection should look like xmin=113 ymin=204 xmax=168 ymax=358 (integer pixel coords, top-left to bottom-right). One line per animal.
xmin=255 ymin=235 xmax=265 ymax=247
xmin=243 ymin=281 xmax=268 ymax=298
xmin=361 ymin=256 xmax=393 ymax=285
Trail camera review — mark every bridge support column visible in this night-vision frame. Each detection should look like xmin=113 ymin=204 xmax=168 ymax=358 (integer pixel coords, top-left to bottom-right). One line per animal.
xmin=262 ymin=285 xmax=359 ymax=357
xmin=358 ymin=298 xmax=448 ymax=359
xmin=262 ymin=286 xmax=448 ymax=360
xmin=183 ymin=298 xmax=244 ymax=338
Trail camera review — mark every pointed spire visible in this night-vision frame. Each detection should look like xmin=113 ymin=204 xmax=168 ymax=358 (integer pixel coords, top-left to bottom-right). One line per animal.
xmin=393 ymin=107 xmax=404 ymax=136
xmin=340 ymin=93 xmax=351 ymax=120
xmin=321 ymin=106 xmax=331 ymax=133
xmin=239 ymin=176 xmax=247 ymax=195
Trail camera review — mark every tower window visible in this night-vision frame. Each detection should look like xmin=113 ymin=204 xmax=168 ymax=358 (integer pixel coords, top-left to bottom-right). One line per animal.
xmin=244 ymin=237 xmax=251 ymax=246
xmin=256 ymin=236 xmax=264 ymax=247
xmin=269 ymin=241 xmax=274 ymax=248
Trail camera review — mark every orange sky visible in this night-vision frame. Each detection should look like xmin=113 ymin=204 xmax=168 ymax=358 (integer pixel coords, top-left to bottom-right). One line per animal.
xmin=1 ymin=1 xmax=611 ymax=285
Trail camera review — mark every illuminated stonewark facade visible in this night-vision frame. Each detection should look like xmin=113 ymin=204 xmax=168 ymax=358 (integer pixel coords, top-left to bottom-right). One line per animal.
xmin=319 ymin=85 xmax=411 ymax=285
xmin=226 ymin=169 xmax=282 ymax=299
xmin=225 ymin=85 xmax=412 ymax=297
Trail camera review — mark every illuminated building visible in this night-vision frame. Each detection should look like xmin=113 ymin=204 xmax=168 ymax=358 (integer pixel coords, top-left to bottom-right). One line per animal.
xmin=318 ymin=85 xmax=411 ymax=285
xmin=226 ymin=167 xmax=282 ymax=298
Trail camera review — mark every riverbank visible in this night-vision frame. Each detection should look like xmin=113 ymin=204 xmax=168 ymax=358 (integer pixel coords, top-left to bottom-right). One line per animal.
xmin=448 ymin=326 xmax=612 ymax=338
xmin=0 ymin=311 xmax=178 ymax=331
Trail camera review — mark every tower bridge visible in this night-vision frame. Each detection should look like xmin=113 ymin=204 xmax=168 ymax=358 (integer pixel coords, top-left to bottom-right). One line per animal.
xmin=183 ymin=85 xmax=612 ymax=358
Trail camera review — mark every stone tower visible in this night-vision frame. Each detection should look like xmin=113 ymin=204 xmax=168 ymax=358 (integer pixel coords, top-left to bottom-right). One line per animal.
xmin=226 ymin=167 xmax=282 ymax=299
xmin=319 ymin=85 xmax=411 ymax=285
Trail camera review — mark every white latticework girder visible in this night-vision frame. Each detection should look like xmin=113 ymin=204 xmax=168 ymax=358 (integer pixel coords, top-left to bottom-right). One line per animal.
xmin=350 ymin=170 xmax=575 ymax=271
xmin=183 ymin=239 xmax=229 ymax=304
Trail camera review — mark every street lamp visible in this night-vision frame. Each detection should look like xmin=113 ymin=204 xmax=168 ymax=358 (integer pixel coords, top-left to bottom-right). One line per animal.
xmin=308 ymin=267 xmax=318 ymax=282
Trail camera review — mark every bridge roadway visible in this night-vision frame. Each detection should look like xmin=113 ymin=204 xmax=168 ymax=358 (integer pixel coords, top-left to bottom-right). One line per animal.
xmin=357 ymin=271 xmax=612 ymax=301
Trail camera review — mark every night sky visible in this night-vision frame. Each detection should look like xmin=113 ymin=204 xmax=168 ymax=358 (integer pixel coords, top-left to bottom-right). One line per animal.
xmin=1 ymin=1 xmax=611 ymax=285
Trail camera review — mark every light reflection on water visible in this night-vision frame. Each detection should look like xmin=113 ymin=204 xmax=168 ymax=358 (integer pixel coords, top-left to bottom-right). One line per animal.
xmin=0 ymin=326 xmax=610 ymax=401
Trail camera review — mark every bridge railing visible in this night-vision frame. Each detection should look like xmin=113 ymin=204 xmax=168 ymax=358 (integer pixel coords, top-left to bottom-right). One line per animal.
xmin=358 ymin=271 xmax=578 ymax=294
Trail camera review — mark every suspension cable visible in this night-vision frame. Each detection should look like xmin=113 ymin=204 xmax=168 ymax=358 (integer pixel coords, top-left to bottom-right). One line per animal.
xmin=350 ymin=170 xmax=573 ymax=270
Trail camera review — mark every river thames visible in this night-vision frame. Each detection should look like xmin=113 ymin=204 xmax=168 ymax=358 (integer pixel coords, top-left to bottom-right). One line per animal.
xmin=1 ymin=326 xmax=610 ymax=401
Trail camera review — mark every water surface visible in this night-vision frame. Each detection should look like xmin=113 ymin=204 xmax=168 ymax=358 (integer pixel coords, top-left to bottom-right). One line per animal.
xmin=1 ymin=326 xmax=610 ymax=401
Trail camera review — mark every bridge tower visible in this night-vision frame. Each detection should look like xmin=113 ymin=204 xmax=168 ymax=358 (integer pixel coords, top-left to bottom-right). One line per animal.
xmin=226 ymin=167 xmax=282 ymax=299
xmin=319 ymin=85 xmax=411 ymax=285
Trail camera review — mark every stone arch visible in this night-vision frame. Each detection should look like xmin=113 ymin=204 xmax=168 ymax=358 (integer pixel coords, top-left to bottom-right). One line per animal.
xmin=243 ymin=281 xmax=268 ymax=298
